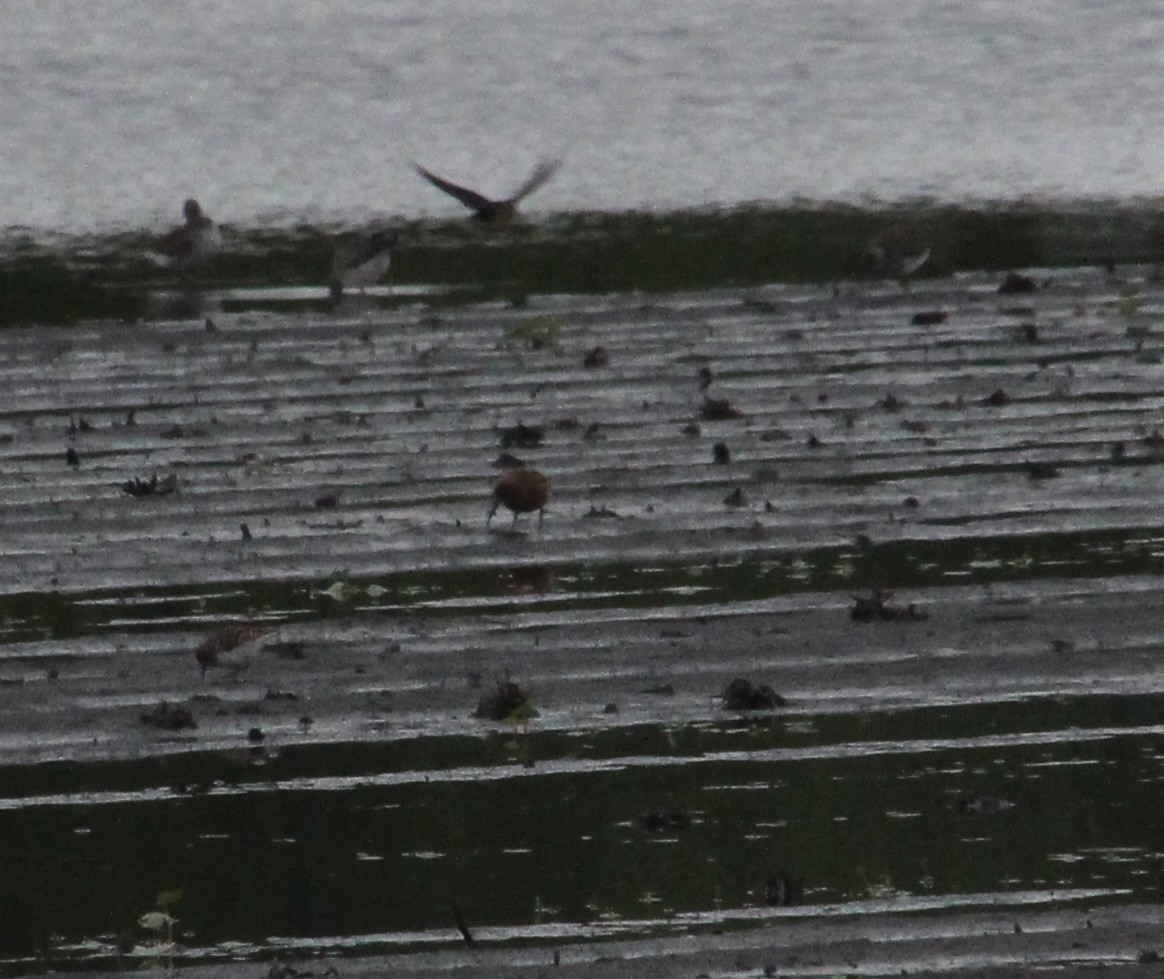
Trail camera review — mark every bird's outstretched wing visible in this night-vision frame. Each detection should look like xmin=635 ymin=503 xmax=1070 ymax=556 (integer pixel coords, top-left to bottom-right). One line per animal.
xmin=510 ymin=159 xmax=560 ymax=203
xmin=414 ymin=164 xmax=495 ymax=211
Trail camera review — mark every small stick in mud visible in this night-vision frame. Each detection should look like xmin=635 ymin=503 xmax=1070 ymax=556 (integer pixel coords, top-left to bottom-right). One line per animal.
xmin=450 ymin=902 xmax=476 ymax=948
xmin=488 ymin=467 xmax=550 ymax=527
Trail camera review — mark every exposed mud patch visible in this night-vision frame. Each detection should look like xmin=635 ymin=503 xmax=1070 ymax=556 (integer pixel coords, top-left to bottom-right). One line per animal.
xmin=3 ymin=264 xmax=1164 ymax=974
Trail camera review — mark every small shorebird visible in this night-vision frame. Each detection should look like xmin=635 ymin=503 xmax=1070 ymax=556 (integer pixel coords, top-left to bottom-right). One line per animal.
xmin=868 ymin=223 xmax=930 ymax=288
xmin=330 ymin=229 xmax=398 ymax=300
xmin=414 ymin=160 xmax=560 ymax=225
xmin=149 ymin=199 xmax=222 ymax=274
xmin=195 ymin=622 xmax=269 ymax=677
xmin=488 ymin=466 xmax=550 ymax=526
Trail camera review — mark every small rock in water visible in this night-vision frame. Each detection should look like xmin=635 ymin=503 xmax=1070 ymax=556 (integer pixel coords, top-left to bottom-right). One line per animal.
xmin=722 ymin=677 xmax=786 ymax=710
xmin=998 ymin=271 xmax=1037 ymax=295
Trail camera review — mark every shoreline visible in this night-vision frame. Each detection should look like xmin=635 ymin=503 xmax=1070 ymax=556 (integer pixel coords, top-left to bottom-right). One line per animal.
xmin=2 ymin=197 xmax=1164 ymax=328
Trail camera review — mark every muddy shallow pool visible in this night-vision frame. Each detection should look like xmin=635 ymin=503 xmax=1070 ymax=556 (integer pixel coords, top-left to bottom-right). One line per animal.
xmin=2 ymin=260 xmax=1164 ymax=974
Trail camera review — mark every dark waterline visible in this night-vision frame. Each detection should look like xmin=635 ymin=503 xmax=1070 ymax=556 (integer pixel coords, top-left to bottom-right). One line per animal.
xmin=3 ymin=200 xmax=1164 ymax=328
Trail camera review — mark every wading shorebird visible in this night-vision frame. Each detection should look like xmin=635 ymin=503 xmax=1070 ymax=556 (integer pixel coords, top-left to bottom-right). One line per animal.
xmin=488 ymin=466 xmax=550 ymax=526
xmin=868 ymin=223 xmax=930 ymax=289
xmin=414 ymin=159 xmax=560 ymax=226
xmin=330 ymin=229 xmax=398 ymax=300
xmin=194 ymin=622 xmax=270 ymax=677
xmin=149 ymin=198 xmax=223 ymax=274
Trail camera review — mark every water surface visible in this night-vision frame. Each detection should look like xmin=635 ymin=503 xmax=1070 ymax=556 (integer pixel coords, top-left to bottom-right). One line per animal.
xmin=2 ymin=1 xmax=1163 ymax=233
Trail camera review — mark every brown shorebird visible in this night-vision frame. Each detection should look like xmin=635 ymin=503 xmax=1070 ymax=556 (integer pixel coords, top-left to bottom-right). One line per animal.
xmin=195 ymin=623 xmax=269 ymax=677
xmin=488 ymin=466 xmax=550 ymax=526
xmin=414 ymin=160 xmax=560 ymax=225
xmin=868 ymin=223 xmax=930 ymax=288
xmin=330 ymin=229 xmax=398 ymax=299
xmin=149 ymin=199 xmax=223 ymax=274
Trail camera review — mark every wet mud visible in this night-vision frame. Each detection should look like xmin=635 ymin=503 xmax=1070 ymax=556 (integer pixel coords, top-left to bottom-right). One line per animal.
xmin=3 ymin=260 xmax=1164 ymax=975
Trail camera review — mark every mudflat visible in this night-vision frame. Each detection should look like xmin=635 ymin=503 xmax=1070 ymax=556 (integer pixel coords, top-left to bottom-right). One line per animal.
xmin=3 ymin=266 xmax=1164 ymax=974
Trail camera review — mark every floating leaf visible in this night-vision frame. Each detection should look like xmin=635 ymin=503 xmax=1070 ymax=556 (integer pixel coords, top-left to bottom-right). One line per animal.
xmin=1117 ymin=286 xmax=1141 ymax=318
xmin=317 ymin=580 xmax=358 ymax=602
xmin=505 ymin=314 xmax=562 ymax=350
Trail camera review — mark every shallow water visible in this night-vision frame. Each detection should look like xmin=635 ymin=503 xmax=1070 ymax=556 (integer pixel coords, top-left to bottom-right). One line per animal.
xmin=2 ymin=1 xmax=1164 ymax=234
xmin=0 ymin=265 xmax=1163 ymax=970
xmin=4 ymin=13 xmax=1164 ymax=972
xmin=3 ymin=696 xmax=1162 ymax=968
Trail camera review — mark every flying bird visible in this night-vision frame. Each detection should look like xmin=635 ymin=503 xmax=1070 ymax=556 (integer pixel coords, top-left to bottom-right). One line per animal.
xmin=330 ymin=229 xmax=398 ymax=300
xmin=414 ymin=159 xmax=560 ymax=225
xmin=148 ymin=198 xmax=222 ymax=274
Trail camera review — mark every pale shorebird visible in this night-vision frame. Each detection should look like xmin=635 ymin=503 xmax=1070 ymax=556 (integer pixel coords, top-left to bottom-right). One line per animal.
xmin=414 ymin=160 xmax=560 ymax=225
xmin=194 ymin=622 xmax=269 ymax=677
xmin=868 ymin=223 xmax=930 ymax=288
xmin=488 ymin=466 xmax=550 ymax=526
xmin=149 ymin=198 xmax=222 ymax=274
xmin=330 ymin=230 xmax=398 ymax=300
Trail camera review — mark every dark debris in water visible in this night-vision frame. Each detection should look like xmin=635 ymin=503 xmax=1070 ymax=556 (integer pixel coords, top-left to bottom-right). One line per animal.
xmin=1143 ymin=428 xmax=1164 ymax=453
xmin=473 ymin=678 xmax=538 ymax=722
xmin=121 ymin=472 xmax=178 ymax=497
xmin=723 ymin=487 xmax=748 ymax=507
xmin=998 ymin=271 xmax=1038 ymax=295
xmin=1026 ymin=461 xmax=1061 ymax=481
xmin=498 ymin=422 xmax=545 ymax=449
xmin=701 ymin=397 xmax=744 ymax=421
xmin=582 ymin=345 xmax=609 ymax=368
xmin=139 ymin=701 xmax=197 ymax=731
xmin=850 ymin=589 xmax=928 ymax=623
xmin=722 ymin=677 xmax=786 ymax=710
